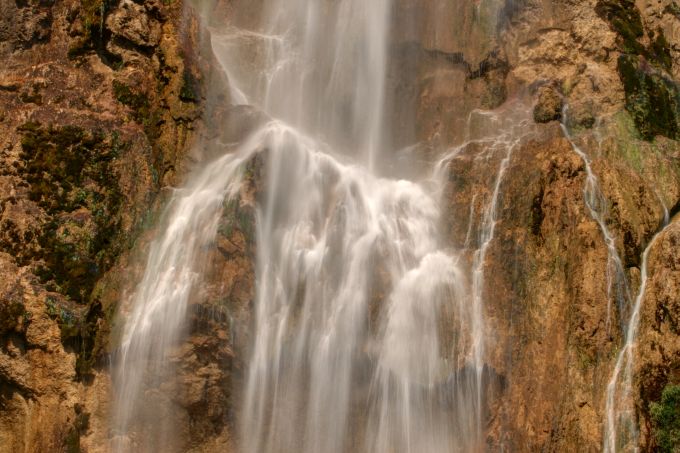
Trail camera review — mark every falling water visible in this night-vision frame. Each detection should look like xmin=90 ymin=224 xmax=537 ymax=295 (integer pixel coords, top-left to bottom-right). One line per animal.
xmin=603 ymin=215 xmax=671 ymax=453
xmin=113 ymin=0 xmax=526 ymax=451
xmin=110 ymin=143 xmax=255 ymax=450
xmin=434 ymin=103 xmax=533 ymax=429
xmin=561 ymin=109 xmax=634 ymax=450
xmin=236 ymin=1 xmax=485 ymax=451
xmin=562 ymin=110 xmax=670 ymax=452
xmin=560 ymin=108 xmax=632 ymax=332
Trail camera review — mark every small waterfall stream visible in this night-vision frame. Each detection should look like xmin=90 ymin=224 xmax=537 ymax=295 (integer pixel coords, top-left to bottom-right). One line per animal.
xmin=603 ymin=218 xmax=670 ymax=453
xmin=562 ymin=110 xmax=672 ymax=452
xmin=111 ymin=137 xmax=261 ymax=451
xmin=560 ymin=108 xmax=632 ymax=333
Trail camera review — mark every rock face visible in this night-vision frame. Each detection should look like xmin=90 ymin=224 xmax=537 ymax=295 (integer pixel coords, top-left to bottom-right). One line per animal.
xmin=392 ymin=0 xmax=680 ymax=450
xmin=637 ymin=220 xmax=680 ymax=451
xmin=1 ymin=0 xmax=680 ymax=452
xmin=533 ymin=86 xmax=563 ymax=123
xmin=416 ymin=1 xmax=680 ymax=451
xmin=0 ymin=0 xmax=232 ymax=451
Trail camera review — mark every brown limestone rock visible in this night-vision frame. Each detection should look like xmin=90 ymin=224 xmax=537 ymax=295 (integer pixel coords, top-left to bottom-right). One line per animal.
xmin=636 ymin=217 xmax=680 ymax=450
xmin=533 ymin=86 xmax=563 ymax=123
xmin=0 ymin=0 xmax=232 ymax=450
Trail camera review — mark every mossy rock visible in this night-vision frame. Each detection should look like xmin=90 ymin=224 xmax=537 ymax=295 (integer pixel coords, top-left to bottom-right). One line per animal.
xmin=617 ymin=55 xmax=680 ymax=141
xmin=533 ymin=86 xmax=563 ymax=123
xmin=0 ymin=289 xmax=25 ymax=335
xmin=18 ymin=122 xmax=124 ymax=304
xmin=179 ymin=69 xmax=201 ymax=103
xmin=43 ymin=293 xmax=112 ymax=378
xmin=113 ymin=80 xmax=151 ymax=121
xmin=44 ymin=296 xmax=81 ymax=344
xmin=650 ymin=384 xmax=680 ymax=452
xmin=64 ymin=403 xmax=90 ymax=453
xmin=595 ymin=0 xmax=645 ymax=54
xmin=649 ymin=29 xmax=673 ymax=72
xmin=596 ymin=0 xmax=679 ymax=141
xmin=67 ymin=0 xmax=122 ymax=67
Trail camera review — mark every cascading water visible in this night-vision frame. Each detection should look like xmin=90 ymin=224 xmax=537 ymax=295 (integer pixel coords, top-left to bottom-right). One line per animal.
xmin=561 ymin=111 xmax=635 ymax=451
xmin=562 ymin=111 xmax=671 ymax=452
xmin=110 ymin=140 xmax=258 ymax=451
xmin=236 ymin=1 xmax=487 ymax=451
xmin=601 ymin=183 xmax=672 ymax=453
xmin=560 ymin=108 xmax=632 ymax=334
xmin=240 ymin=123 xmax=470 ymax=453
xmin=603 ymin=219 xmax=671 ymax=453
xmin=113 ymin=0 xmax=524 ymax=451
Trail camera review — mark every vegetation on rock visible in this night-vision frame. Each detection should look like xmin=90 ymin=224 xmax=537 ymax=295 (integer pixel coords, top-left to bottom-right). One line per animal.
xmin=596 ymin=0 xmax=680 ymax=140
xmin=533 ymin=86 xmax=563 ymax=123
xmin=18 ymin=122 xmax=124 ymax=304
xmin=617 ymin=55 xmax=680 ymax=140
xmin=651 ymin=384 xmax=680 ymax=452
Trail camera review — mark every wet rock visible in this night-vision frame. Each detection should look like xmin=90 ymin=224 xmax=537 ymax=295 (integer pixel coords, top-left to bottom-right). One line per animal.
xmin=567 ymin=100 xmax=596 ymax=130
xmin=533 ymin=86 xmax=563 ymax=123
xmin=0 ymin=262 xmax=25 ymax=336
xmin=618 ymin=54 xmax=680 ymax=140
xmin=0 ymin=0 xmax=226 ymax=449
xmin=0 ymin=0 xmax=52 ymax=53
xmin=637 ymin=218 xmax=680 ymax=450
xmin=595 ymin=0 xmax=645 ymax=54
xmin=106 ymin=0 xmax=162 ymax=49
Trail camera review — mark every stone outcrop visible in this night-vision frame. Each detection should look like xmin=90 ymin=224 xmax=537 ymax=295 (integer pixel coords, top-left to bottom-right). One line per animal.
xmin=0 ymin=0 xmax=233 ymax=450
xmin=409 ymin=0 xmax=680 ymax=449
xmin=637 ymin=218 xmax=680 ymax=451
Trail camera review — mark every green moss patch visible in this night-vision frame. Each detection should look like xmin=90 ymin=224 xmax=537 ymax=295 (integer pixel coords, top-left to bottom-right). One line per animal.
xmin=595 ymin=0 xmax=645 ymax=54
xmin=617 ymin=55 xmax=680 ymax=141
xmin=18 ymin=122 xmax=124 ymax=304
xmin=650 ymin=384 xmax=680 ymax=452
xmin=649 ymin=29 xmax=673 ymax=72
xmin=45 ymin=295 xmax=80 ymax=344
xmin=596 ymin=0 xmax=680 ymax=140
xmin=0 ymin=284 xmax=25 ymax=336
xmin=67 ymin=0 xmax=122 ymax=68
xmin=179 ymin=69 xmax=201 ymax=103
xmin=43 ymin=293 xmax=114 ymax=378
xmin=113 ymin=80 xmax=151 ymax=121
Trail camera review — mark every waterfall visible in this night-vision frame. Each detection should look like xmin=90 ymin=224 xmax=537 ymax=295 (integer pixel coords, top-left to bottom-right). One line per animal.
xmin=110 ymin=134 xmax=261 ymax=451
xmin=237 ymin=1 xmax=485 ymax=451
xmin=112 ymin=0 xmax=520 ymax=451
xmin=562 ymin=110 xmax=671 ymax=452
xmin=560 ymin=109 xmax=635 ymax=450
xmin=561 ymin=108 xmax=632 ymax=334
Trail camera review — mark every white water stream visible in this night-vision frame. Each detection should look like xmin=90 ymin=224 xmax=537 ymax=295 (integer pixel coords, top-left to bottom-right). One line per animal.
xmin=561 ymin=108 xmax=632 ymax=334
xmin=111 ymin=0 xmax=530 ymax=452
xmin=562 ymin=110 xmax=672 ymax=453
xmin=603 ymin=221 xmax=668 ymax=453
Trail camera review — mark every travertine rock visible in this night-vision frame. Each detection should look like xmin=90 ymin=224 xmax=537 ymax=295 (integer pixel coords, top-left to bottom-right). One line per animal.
xmin=533 ymin=86 xmax=563 ymax=123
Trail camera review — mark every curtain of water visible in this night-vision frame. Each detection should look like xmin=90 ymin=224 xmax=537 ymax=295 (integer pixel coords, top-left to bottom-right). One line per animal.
xmin=111 ymin=147 xmax=255 ymax=451
xmin=113 ymin=0 xmax=517 ymax=451
xmin=234 ymin=1 xmax=492 ymax=451
xmin=236 ymin=2 xmax=474 ymax=451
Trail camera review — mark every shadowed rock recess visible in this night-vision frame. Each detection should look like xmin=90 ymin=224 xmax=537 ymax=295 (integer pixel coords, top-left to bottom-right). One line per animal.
xmin=1 ymin=0 xmax=680 ymax=452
